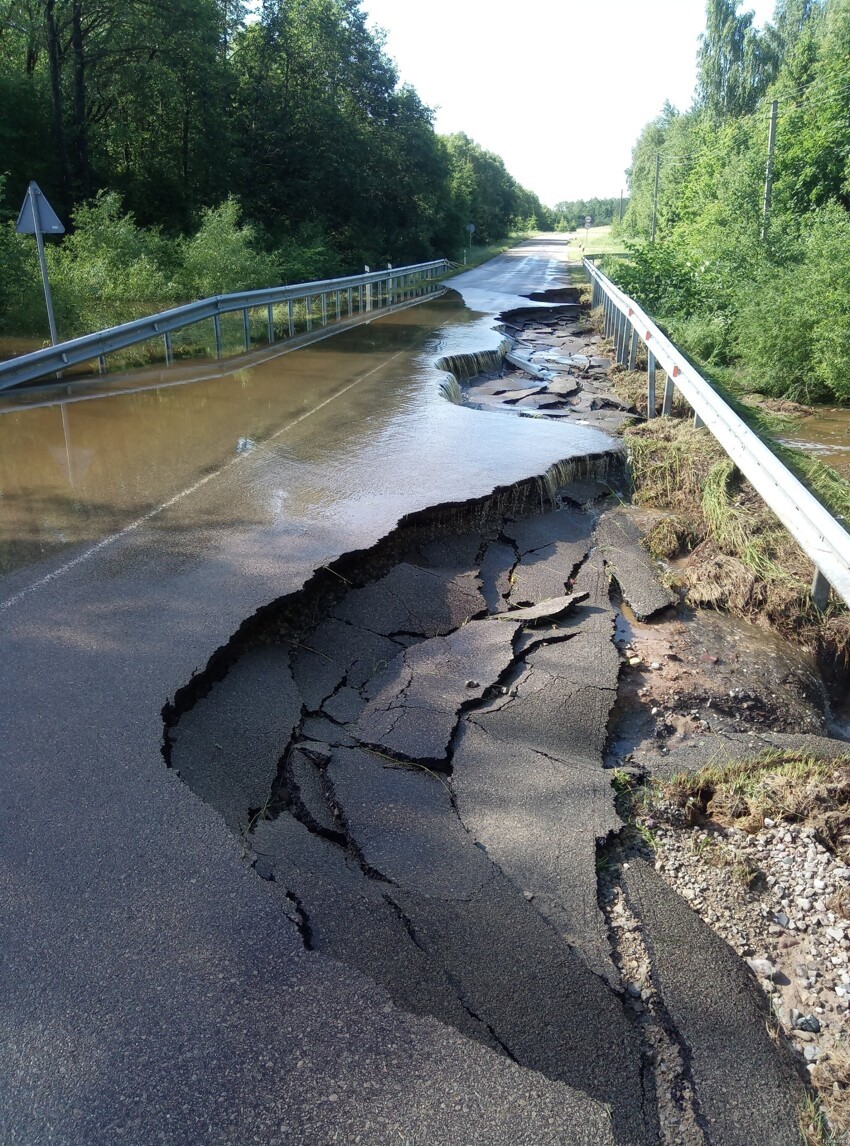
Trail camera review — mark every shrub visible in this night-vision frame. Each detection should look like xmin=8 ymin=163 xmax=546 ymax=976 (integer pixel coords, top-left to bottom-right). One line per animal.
xmin=178 ymin=198 xmax=279 ymax=298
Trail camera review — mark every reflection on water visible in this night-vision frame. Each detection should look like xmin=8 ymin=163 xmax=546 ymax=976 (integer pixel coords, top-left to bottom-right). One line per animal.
xmin=0 ymin=292 xmax=613 ymax=587
xmin=780 ymin=407 xmax=850 ymax=478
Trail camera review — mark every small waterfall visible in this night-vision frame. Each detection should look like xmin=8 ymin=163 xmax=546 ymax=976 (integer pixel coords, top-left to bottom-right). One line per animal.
xmin=539 ymin=449 xmax=625 ymax=508
xmin=440 ymin=375 xmax=464 ymax=404
xmin=436 ymin=338 xmax=511 ymax=408
xmin=435 ymin=338 xmax=510 ymax=383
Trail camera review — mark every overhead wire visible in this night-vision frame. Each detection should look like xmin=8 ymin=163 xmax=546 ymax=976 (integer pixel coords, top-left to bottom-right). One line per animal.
xmin=644 ymin=63 xmax=850 ymax=169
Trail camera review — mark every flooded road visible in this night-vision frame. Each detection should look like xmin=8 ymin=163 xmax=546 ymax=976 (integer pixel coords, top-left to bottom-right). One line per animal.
xmin=0 ymin=284 xmax=612 ymax=600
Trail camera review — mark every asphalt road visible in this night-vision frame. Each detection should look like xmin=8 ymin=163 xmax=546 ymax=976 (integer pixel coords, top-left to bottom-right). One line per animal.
xmin=1 ymin=239 xmax=622 ymax=1143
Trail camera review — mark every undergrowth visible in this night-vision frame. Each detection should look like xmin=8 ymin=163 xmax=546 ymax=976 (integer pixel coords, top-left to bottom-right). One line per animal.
xmin=660 ymin=752 xmax=850 ymax=859
xmin=612 ymin=414 xmax=850 ymax=671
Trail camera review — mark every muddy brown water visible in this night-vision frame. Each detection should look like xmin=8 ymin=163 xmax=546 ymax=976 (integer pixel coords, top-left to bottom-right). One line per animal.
xmin=0 ymin=292 xmax=615 ymax=590
xmin=780 ymin=406 xmax=850 ymax=478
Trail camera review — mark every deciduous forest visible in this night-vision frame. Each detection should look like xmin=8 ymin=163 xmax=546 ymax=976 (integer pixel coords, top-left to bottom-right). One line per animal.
xmin=0 ymin=0 xmax=551 ymax=336
xmin=552 ymin=197 xmax=627 ymax=231
xmin=614 ymin=0 xmax=850 ymax=403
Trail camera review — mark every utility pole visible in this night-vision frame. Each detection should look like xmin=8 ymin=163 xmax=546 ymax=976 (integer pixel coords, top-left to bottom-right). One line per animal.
xmin=761 ymin=99 xmax=779 ymax=241
xmin=651 ymin=153 xmax=660 ymax=242
xmin=619 ymin=189 xmax=624 ymax=223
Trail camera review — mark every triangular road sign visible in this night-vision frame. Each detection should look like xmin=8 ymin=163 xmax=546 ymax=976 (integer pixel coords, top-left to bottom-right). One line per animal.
xmin=16 ymin=181 xmax=65 ymax=235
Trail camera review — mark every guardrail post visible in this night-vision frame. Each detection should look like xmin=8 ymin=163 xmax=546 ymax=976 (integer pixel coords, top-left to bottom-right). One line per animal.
xmin=616 ymin=312 xmax=628 ymax=365
xmin=347 ymin=287 xmax=353 ymax=317
xmin=242 ymin=308 xmax=251 ymax=352
xmin=306 ymin=295 xmax=313 ymax=332
xmin=287 ymin=300 xmax=295 ymax=338
xmin=603 ymin=297 xmax=611 ymax=337
xmin=661 ymin=373 xmax=674 ymax=416
xmin=647 ymin=352 xmax=656 ymax=418
xmin=321 ymin=292 xmax=328 ymax=326
xmin=335 ymin=290 xmax=341 ymax=321
xmin=267 ymin=303 xmax=275 ymax=344
xmin=812 ymin=568 xmax=831 ymax=610
xmin=98 ymin=354 xmax=108 ymax=375
xmin=628 ymin=328 xmax=639 ymax=371
xmin=164 ymin=333 xmax=173 ymax=367
xmin=694 ymin=412 xmax=705 ymax=429
xmin=213 ymin=314 xmax=222 ymax=360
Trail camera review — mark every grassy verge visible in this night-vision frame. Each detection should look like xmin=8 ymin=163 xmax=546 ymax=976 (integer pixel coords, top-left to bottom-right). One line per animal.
xmin=585 ymin=306 xmax=850 ymax=671
xmin=660 ymin=752 xmax=850 ymax=851
xmin=566 ymin=224 xmax=627 ymax=260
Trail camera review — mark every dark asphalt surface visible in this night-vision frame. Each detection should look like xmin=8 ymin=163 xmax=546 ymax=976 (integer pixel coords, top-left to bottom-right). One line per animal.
xmin=0 ymin=242 xmax=622 ymax=1144
xmin=354 ymin=618 xmax=521 ymax=762
xmin=169 ymin=645 xmax=303 ymax=831
xmin=624 ymin=857 xmax=803 ymax=1145
xmin=596 ymin=509 xmax=678 ymax=619
xmin=328 ymin=749 xmax=649 ymax=1146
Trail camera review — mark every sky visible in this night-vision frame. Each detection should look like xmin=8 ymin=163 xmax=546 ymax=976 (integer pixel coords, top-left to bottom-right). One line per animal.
xmin=359 ymin=0 xmax=777 ymax=207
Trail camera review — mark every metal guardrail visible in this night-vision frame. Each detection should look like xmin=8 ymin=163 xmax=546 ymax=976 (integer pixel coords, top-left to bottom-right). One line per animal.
xmin=0 ymin=259 xmax=449 ymax=391
xmin=584 ymin=258 xmax=850 ymax=611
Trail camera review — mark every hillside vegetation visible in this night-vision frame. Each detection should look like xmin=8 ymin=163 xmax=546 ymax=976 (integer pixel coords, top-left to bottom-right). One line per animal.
xmin=610 ymin=0 xmax=850 ymax=404
xmin=0 ymin=0 xmax=551 ymax=338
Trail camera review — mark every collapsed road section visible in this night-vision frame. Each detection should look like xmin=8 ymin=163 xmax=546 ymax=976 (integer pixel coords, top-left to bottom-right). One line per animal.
xmin=165 ymin=472 xmax=805 ymax=1145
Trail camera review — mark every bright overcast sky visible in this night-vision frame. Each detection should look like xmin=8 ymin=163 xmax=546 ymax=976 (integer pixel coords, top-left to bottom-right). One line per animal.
xmin=360 ymin=0 xmax=777 ymax=206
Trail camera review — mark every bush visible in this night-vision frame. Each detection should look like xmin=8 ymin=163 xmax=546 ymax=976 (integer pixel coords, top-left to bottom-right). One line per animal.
xmin=178 ymin=199 xmax=280 ymax=298
xmin=735 ymin=204 xmax=850 ymax=402
xmin=0 ymin=223 xmax=45 ymax=337
xmin=48 ymin=191 xmax=179 ymax=332
xmin=603 ymin=241 xmax=718 ymax=319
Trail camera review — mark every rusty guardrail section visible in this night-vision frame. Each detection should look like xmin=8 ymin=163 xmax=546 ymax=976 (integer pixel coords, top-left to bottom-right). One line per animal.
xmin=0 ymin=259 xmax=449 ymax=392
xmin=584 ymin=257 xmax=850 ymax=611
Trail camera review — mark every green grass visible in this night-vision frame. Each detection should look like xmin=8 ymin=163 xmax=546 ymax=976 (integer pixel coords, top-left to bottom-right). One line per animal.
xmin=566 ymin=224 xmax=627 ymax=260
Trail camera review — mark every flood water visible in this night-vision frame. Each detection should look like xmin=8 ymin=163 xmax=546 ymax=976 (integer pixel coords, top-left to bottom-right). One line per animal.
xmin=780 ymin=406 xmax=850 ymax=478
xmin=0 ymin=290 xmax=614 ymax=595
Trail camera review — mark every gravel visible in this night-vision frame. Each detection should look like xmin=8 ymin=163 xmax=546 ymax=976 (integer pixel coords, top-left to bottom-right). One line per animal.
xmin=638 ymin=803 xmax=850 ymax=1083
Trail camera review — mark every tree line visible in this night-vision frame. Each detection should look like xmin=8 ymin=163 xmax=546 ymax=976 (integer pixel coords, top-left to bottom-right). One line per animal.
xmin=552 ymin=197 xmax=627 ymax=231
xmin=616 ymin=0 xmax=850 ymax=403
xmin=0 ymin=0 xmax=553 ymax=336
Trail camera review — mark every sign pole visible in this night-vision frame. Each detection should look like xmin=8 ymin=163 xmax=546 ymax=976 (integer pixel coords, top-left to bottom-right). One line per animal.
xmin=28 ymin=184 xmax=60 ymax=345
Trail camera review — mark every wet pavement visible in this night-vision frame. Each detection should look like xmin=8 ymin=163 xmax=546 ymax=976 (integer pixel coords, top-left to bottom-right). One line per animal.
xmin=1 ymin=240 xmax=631 ymax=1143
xmin=0 ymin=290 xmax=610 ymax=594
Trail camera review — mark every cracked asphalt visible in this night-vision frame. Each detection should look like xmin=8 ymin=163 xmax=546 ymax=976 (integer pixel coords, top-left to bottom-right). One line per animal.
xmin=1 ymin=239 xmax=628 ymax=1145
xmin=1 ymin=238 xmax=808 ymax=1144
xmin=183 ymin=490 xmax=802 ymax=1145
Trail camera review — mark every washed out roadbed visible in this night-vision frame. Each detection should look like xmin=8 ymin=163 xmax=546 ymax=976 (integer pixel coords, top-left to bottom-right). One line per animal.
xmin=163 ymin=285 xmax=850 ymax=1144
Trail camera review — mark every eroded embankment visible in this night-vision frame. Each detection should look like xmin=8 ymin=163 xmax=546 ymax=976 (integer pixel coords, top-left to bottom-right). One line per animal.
xmin=161 ymin=457 xmax=818 ymax=1145
xmin=449 ymin=280 xmax=850 ymax=696
xmin=157 ymin=279 xmax=850 ymax=1143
